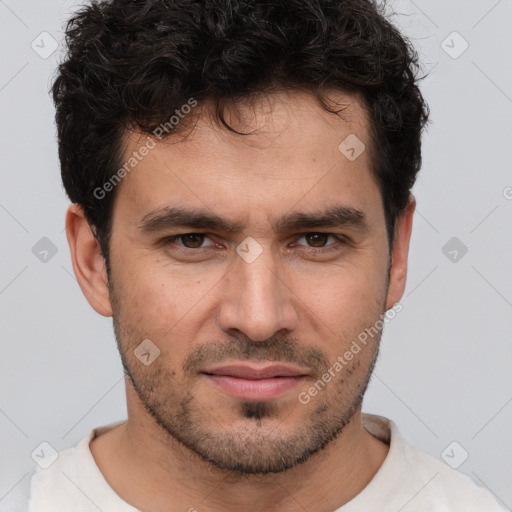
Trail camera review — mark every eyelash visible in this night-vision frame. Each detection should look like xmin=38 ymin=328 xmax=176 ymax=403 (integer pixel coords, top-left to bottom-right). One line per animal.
xmin=162 ymin=233 xmax=347 ymax=255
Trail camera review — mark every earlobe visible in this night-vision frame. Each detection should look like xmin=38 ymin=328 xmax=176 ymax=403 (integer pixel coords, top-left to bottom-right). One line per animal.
xmin=385 ymin=195 xmax=416 ymax=310
xmin=65 ymin=203 xmax=113 ymax=317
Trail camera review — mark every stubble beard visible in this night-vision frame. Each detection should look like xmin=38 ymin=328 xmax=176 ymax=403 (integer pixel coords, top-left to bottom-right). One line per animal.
xmin=108 ymin=271 xmax=387 ymax=475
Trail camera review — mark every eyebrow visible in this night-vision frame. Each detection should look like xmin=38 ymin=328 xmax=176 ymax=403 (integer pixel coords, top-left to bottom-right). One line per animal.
xmin=137 ymin=205 xmax=370 ymax=234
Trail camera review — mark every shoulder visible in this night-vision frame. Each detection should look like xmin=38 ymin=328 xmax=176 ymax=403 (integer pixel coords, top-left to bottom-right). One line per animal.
xmin=26 ymin=420 xmax=128 ymax=512
xmin=357 ymin=414 xmax=506 ymax=512
xmin=27 ymin=440 xmax=85 ymax=511
xmin=3 ymin=443 xmax=82 ymax=512
xmin=402 ymin=441 xmax=506 ymax=511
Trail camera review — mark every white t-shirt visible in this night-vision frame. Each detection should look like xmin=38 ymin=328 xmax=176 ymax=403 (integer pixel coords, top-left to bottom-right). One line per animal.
xmin=5 ymin=413 xmax=506 ymax=511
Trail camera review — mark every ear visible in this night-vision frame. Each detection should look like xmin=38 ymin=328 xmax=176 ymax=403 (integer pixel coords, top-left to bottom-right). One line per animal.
xmin=65 ymin=203 xmax=113 ymax=317
xmin=385 ymin=195 xmax=415 ymax=310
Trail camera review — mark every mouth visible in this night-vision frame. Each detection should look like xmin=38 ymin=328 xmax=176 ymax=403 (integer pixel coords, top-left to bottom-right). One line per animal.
xmin=201 ymin=364 xmax=308 ymax=401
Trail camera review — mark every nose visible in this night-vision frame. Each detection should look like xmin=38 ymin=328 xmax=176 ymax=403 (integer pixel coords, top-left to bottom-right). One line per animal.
xmin=216 ymin=242 xmax=299 ymax=342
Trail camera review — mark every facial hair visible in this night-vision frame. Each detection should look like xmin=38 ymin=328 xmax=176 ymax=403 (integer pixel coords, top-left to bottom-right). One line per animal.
xmin=108 ymin=265 xmax=389 ymax=475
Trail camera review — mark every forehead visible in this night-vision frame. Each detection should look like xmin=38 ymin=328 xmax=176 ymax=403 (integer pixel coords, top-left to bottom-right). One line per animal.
xmin=113 ymin=88 xmax=382 ymax=230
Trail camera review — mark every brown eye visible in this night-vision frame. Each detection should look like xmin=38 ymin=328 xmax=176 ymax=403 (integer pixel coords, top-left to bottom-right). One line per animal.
xmin=304 ymin=233 xmax=330 ymax=247
xmin=293 ymin=233 xmax=346 ymax=254
xmin=179 ymin=234 xmax=206 ymax=248
xmin=165 ymin=233 xmax=215 ymax=250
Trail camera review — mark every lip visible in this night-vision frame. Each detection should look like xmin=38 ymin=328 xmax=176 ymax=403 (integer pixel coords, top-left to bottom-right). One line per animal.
xmin=203 ymin=364 xmax=306 ymax=379
xmin=202 ymin=364 xmax=307 ymax=401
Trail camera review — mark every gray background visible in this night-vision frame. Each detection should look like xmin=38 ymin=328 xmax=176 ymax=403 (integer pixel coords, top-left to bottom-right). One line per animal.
xmin=1 ymin=0 xmax=511 ymax=509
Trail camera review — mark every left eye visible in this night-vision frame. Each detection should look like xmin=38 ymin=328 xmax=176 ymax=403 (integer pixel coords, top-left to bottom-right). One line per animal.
xmin=294 ymin=233 xmax=342 ymax=248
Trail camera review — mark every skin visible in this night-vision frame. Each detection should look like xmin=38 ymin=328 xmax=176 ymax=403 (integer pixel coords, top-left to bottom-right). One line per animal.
xmin=66 ymin=88 xmax=415 ymax=512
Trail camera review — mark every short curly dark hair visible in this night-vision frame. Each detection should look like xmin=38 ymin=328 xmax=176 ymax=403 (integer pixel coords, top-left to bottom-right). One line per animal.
xmin=52 ymin=0 xmax=430 ymax=266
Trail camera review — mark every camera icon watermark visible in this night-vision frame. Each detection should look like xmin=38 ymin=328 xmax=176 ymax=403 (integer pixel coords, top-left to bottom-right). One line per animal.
xmin=338 ymin=134 xmax=365 ymax=162
xmin=441 ymin=31 xmax=469 ymax=60
xmin=442 ymin=236 xmax=468 ymax=263
xmin=134 ymin=338 xmax=161 ymax=366
xmin=31 ymin=32 xmax=59 ymax=59
xmin=32 ymin=237 xmax=58 ymax=263
xmin=31 ymin=441 xmax=59 ymax=469
xmin=236 ymin=237 xmax=263 ymax=264
xmin=441 ymin=441 xmax=469 ymax=469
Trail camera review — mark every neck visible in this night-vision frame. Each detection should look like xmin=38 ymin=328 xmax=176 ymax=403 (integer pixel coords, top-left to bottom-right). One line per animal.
xmin=90 ymin=383 xmax=389 ymax=512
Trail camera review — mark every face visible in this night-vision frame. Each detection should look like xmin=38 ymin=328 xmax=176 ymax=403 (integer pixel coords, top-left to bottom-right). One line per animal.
xmin=107 ymin=89 xmax=394 ymax=474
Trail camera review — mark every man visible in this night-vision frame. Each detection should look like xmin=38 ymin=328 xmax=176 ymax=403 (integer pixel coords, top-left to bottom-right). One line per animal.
xmin=20 ymin=0 xmax=505 ymax=510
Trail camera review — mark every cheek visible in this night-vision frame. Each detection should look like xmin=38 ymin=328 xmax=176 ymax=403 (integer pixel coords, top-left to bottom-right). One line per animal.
xmin=114 ymin=252 xmax=194 ymax=319
xmin=293 ymin=258 xmax=387 ymax=360
xmin=301 ymin=258 xmax=386 ymax=316
xmin=112 ymin=255 xmax=221 ymax=356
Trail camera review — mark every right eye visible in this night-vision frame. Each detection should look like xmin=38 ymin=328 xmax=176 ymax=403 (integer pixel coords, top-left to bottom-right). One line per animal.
xmin=163 ymin=233 xmax=216 ymax=250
